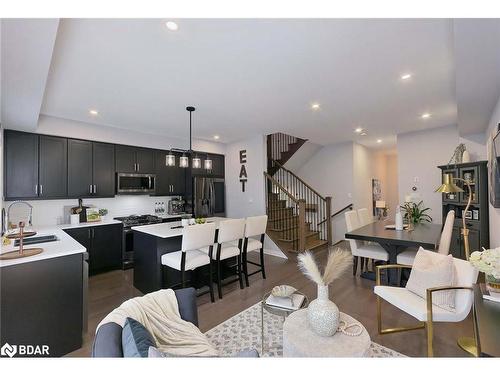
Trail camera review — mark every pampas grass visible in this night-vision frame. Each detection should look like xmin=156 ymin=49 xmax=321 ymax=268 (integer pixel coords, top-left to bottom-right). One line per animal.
xmin=297 ymin=252 xmax=324 ymax=285
xmin=298 ymin=248 xmax=352 ymax=286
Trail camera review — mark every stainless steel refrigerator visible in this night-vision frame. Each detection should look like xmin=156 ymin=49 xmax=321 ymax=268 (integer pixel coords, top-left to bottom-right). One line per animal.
xmin=193 ymin=177 xmax=226 ymax=217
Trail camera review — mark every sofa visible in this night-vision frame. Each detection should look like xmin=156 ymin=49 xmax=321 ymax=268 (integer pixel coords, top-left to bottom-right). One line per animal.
xmin=92 ymin=287 xmax=258 ymax=357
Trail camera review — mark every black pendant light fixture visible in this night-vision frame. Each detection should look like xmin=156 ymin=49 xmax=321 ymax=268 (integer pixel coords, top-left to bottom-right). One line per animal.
xmin=165 ymin=106 xmax=212 ymax=170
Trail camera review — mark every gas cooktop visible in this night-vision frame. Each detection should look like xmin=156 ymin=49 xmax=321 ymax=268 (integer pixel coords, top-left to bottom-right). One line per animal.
xmin=114 ymin=214 xmax=163 ymax=228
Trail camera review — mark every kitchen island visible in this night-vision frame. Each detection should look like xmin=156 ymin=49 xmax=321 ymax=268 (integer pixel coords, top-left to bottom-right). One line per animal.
xmin=132 ymin=217 xmax=228 ymax=294
xmin=0 ymin=225 xmax=90 ymax=357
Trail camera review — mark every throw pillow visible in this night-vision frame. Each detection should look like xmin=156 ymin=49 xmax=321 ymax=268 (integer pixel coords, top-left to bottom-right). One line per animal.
xmin=122 ymin=317 xmax=156 ymax=357
xmin=405 ymin=248 xmax=456 ymax=311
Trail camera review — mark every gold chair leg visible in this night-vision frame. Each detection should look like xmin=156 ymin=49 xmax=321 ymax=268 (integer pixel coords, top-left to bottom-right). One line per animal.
xmin=377 ymin=295 xmax=425 ymax=334
xmin=426 ymin=321 xmax=434 ymax=357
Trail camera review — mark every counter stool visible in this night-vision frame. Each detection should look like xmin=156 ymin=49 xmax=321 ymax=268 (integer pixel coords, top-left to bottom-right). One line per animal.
xmin=161 ymin=223 xmax=216 ymax=302
xmin=200 ymin=218 xmax=246 ymax=299
xmin=242 ymin=215 xmax=268 ymax=287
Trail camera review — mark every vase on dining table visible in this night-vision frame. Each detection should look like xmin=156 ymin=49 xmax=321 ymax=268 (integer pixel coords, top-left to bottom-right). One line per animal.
xmin=307 ymin=284 xmax=339 ymax=337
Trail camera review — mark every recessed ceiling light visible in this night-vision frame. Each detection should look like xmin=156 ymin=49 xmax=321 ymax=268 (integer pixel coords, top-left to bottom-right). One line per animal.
xmin=311 ymin=103 xmax=320 ymax=110
xmin=165 ymin=21 xmax=178 ymax=31
xmin=354 ymin=127 xmax=363 ymax=134
xmin=89 ymin=109 xmax=98 ymax=116
xmin=213 ymin=135 xmax=220 ymax=140
xmin=400 ymin=73 xmax=412 ymax=80
xmin=421 ymin=113 xmax=431 ymax=119
xmin=377 ymin=139 xmax=382 ymax=143
xmin=360 ymin=132 xmax=367 ymax=136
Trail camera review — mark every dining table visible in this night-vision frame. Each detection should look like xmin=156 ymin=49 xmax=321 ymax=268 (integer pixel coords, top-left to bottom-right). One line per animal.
xmin=345 ymin=221 xmax=443 ymax=284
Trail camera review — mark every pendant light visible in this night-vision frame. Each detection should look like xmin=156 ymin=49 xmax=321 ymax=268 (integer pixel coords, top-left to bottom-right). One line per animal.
xmin=179 ymin=153 xmax=189 ymax=168
xmin=164 ymin=106 xmax=212 ymax=169
xmin=192 ymin=154 xmax=202 ymax=169
xmin=204 ymin=157 xmax=212 ymax=170
xmin=165 ymin=150 xmax=176 ymax=167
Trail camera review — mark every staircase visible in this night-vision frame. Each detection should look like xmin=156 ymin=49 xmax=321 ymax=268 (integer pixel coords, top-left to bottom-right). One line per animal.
xmin=265 ymin=133 xmax=332 ymax=253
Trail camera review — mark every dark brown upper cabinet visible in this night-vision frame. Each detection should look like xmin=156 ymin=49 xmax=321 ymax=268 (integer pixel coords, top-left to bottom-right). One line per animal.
xmin=38 ymin=135 xmax=68 ymax=199
xmin=4 ymin=131 xmax=39 ymax=199
xmin=153 ymin=150 xmax=186 ymax=196
xmin=115 ymin=145 xmax=154 ymax=173
xmin=68 ymin=140 xmax=115 ymax=197
xmin=191 ymin=153 xmax=225 ymax=178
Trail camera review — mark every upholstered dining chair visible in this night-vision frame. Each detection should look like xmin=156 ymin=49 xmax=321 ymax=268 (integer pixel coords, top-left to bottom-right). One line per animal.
xmin=241 ymin=215 xmax=268 ymax=287
xmin=161 ymin=223 xmax=216 ymax=302
xmin=200 ymin=218 xmax=246 ymax=299
xmin=345 ymin=211 xmax=389 ymax=275
xmin=374 ymin=250 xmax=478 ymax=357
xmin=357 ymin=207 xmax=374 ymax=271
xmin=397 ymin=210 xmax=455 ymax=266
xmin=358 ymin=208 xmax=372 ymax=226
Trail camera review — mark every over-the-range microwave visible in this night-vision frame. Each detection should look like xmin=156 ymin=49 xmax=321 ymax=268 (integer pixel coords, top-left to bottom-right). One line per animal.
xmin=116 ymin=173 xmax=156 ymax=194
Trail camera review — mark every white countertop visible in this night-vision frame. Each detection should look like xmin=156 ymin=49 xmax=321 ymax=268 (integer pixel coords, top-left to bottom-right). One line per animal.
xmin=0 ymin=219 xmax=122 ymax=268
xmin=131 ymin=217 xmax=228 ymax=239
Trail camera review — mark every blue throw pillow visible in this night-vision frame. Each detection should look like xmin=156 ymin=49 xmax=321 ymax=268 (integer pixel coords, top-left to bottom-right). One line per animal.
xmin=122 ymin=317 xmax=156 ymax=357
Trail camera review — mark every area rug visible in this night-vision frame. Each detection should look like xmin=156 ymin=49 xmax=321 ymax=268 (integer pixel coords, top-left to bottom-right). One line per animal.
xmin=205 ymin=301 xmax=406 ymax=357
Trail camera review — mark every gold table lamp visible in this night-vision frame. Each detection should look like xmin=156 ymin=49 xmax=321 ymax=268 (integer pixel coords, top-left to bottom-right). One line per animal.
xmin=435 ymin=173 xmax=478 ymax=357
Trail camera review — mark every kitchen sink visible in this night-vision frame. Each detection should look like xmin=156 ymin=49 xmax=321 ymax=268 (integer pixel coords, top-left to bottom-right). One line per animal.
xmin=14 ymin=235 xmax=58 ymax=246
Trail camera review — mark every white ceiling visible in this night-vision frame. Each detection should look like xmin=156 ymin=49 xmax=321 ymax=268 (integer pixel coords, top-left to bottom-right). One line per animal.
xmin=3 ymin=18 xmax=500 ymax=147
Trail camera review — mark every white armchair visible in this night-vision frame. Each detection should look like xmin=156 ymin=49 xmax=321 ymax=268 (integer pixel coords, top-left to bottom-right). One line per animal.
xmin=374 ymin=255 xmax=478 ymax=356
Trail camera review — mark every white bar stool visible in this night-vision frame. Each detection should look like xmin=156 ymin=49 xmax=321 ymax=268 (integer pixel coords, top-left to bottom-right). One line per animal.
xmin=161 ymin=223 xmax=216 ymax=302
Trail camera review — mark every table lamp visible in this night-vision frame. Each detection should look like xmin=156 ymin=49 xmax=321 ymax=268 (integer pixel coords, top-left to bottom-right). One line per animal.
xmin=435 ymin=173 xmax=477 ymax=357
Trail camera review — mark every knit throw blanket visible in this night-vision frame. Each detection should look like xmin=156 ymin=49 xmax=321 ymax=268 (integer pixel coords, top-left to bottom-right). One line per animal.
xmin=97 ymin=289 xmax=218 ymax=357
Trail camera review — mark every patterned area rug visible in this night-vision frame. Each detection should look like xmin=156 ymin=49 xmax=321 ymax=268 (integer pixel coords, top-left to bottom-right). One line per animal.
xmin=205 ymin=302 xmax=406 ymax=358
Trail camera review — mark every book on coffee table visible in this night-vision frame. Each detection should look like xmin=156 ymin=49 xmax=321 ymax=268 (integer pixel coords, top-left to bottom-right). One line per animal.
xmin=480 ymin=283 xmax=500 ymax=303
xmin=265 ymin=294 xmax=305 ymax=311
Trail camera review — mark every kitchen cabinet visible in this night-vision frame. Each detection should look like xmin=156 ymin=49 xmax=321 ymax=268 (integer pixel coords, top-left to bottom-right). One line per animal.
xmin=153 ymin=150 xmax=186 ymax=196
xmin=4 ymin=130 xmax=39 ymax=199
xmin=39 ymin=135 xmax=68 ymax=199
xmin=116 ymin=145 xmax=154 ymax=173
xmin=68 ymin=141 xmax=116 ymax=198
xmin=92 ymin=142 xmax=115 ymax=197
xmin=68 ymin=139 xmax=93 ymax=197
xmin=64 ymin=223 xmax=122 ymax=275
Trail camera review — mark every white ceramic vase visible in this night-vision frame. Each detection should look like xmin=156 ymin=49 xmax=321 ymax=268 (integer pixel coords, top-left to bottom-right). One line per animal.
xmin=307 ymin=284 xmax=339 ymax=337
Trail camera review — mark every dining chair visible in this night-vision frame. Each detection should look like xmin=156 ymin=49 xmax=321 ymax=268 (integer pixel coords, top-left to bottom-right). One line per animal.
xmin=345 ymin=211 xmax=389 ymax=275
xmin=374 ymin=250 xmax=478 ymax=356
xmin=199 ymin=218 xmax=246 ymax=299
xmin=397 ymin=210 xmax=455 ymax=266
xmin=357 ymin=207 xmax=373 ymax=271
xmin=161 ymin=223 xmax=216 ymax=302
xmin=241 ymin=215 xmax=268 ymax=287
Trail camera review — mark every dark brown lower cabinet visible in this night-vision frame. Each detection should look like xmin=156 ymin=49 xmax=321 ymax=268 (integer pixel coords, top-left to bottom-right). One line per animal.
xmin=64 ymin=224 xmax=122 ymax=275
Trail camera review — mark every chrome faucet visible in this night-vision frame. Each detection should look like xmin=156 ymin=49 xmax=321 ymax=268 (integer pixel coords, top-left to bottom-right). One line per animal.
xmin=7 ymin=201 xmax=33 ymax=230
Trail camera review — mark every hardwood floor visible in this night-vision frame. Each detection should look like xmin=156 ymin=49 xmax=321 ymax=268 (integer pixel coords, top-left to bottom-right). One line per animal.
xmin=68 ymin=244 xmax=474 ymax=357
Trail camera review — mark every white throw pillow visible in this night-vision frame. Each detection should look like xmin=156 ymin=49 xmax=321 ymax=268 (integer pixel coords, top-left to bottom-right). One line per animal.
xmin=405 ymin=248 xmax=456 ymax=311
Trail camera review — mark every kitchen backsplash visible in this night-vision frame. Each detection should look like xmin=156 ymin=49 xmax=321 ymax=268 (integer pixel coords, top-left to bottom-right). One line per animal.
xmin=3 ymin=195 xmax=181 ymax=227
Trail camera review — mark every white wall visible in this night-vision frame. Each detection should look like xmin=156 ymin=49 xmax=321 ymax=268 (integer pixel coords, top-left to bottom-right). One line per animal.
xmin=397 ymin=125 xmax=459 ymax=224
xmin=486 ymin=96 xmax=500 ymax=248
xmin=7 ymin=196 xmax=174 ymax=227
xmin=353 ymin=143 xmax=375 ymax=215
xmin=36 ymin=115 xmax=226 ymax=154
xmin=285 ymin=141 xmax=322 ymax=173
xmin=225 ymin=135 xmax=267 ymax=219
xmin=385 ymin=153 xmax=399 ymax=215
xmin=295 ymin=142 xmax=354 ymax=243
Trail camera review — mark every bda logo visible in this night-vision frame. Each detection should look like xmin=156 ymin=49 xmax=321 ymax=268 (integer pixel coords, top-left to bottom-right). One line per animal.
xmin=1 ymin=343 xmax=17 ymax=358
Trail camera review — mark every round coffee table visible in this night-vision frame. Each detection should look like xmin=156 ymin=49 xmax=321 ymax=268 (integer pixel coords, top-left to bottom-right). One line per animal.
xmin=283 ymin=309 xmax=371 ymax=357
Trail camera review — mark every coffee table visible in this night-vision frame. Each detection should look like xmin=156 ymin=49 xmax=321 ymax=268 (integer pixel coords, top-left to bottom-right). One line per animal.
xmin=283 ymin=309 xmax=371 ymax=357
xmin=260 ymin=290 xmax=308 ymax=355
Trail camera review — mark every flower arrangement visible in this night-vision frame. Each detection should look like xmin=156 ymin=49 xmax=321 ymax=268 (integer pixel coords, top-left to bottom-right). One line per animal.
xmin=297 ymin=249 xmax=352 ymax=286
xmin=469 ymin=247 xmax=500 ymax=279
